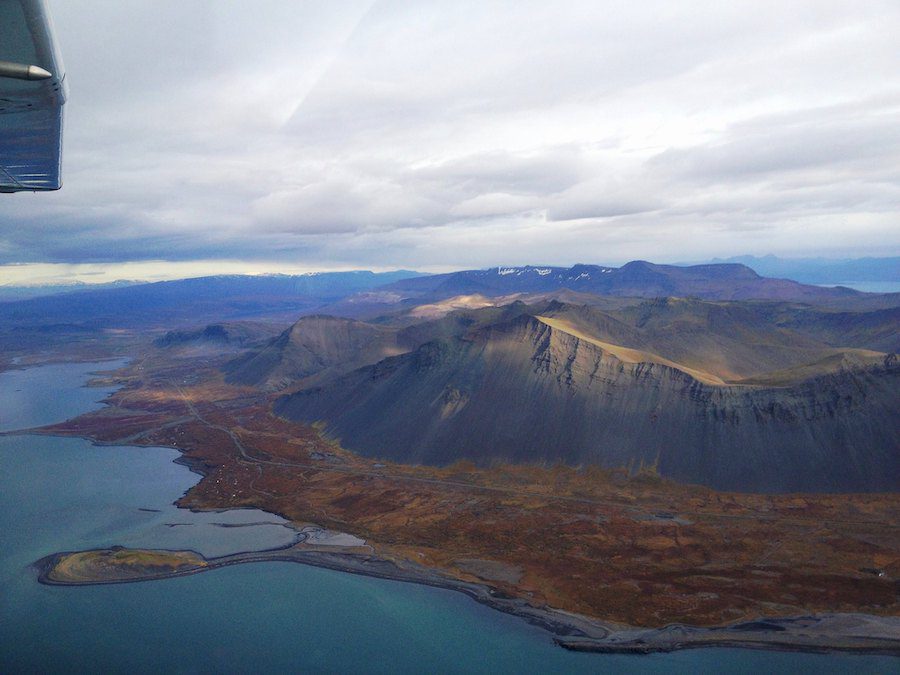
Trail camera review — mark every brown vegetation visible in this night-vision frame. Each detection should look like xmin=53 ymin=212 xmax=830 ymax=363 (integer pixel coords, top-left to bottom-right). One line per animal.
xmin=45 ymin=349 xmax=900 ymax=629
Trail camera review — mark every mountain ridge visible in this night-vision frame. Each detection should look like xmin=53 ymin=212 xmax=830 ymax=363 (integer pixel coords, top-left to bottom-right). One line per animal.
xmin=273 ymin=303 xmax=899 ymax=493
xmin=0 ymin=270 xmax=425 ymax=328
xmin=380 ymin=261 xmax=898 ymax=310
xmin=224 ymin=315 xmax=407 ymax=390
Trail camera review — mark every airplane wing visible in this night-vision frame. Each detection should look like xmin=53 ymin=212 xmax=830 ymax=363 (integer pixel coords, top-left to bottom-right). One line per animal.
xmin=0 ymin=0 xmax=66 ymax=193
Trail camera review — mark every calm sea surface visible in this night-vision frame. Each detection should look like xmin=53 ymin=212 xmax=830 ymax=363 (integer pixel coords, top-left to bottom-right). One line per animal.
xmin=0 ymin=361 xmax=895 ymax=674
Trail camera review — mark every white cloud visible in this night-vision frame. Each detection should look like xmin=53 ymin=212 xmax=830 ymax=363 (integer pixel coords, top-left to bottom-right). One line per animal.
xmin=1 ymin=0 xmax=898 ymax=275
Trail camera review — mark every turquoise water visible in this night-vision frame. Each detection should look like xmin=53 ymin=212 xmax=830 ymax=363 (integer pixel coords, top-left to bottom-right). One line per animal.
xmin=0 ymin=362 xmax=896 ymax=674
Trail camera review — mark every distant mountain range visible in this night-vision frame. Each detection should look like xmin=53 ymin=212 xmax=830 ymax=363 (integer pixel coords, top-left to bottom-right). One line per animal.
xmin=0 ymin=279 xmax=141 ymax=302
xmin=698 ymin=255 xmax=899 ymax=286
xmin=0 ymin=271 xmax=423 ymax=327
xmin=3 ymin=261 xmax=898 ymax=331
xmin=378 ymin=261 xmax=896 ymax=310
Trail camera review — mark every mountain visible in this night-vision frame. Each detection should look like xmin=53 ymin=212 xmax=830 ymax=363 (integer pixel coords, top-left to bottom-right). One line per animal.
xmin=380 ymin=261 xmax=899 ymax=310
xmin=224 ymin=315 xmax=407 ymax=390
xmin=316 ymin=286 xmax=639 ymax=322
xmin=155 ymin=322 xmax=285 ymax=350
xmin=274 ymin=300 xmax=899 ymax=493
xmin=222 ymin=302 xmax=540 ymax=390
xmin=4 ymin=263 xmax=897 ymax=332
xmin=0 ymin=271 xmax=424 ymax=329
xmin=705 ymin=255 xmax=900 ymax=286
xmin=0 ymin=279 xmax=141 ymax=303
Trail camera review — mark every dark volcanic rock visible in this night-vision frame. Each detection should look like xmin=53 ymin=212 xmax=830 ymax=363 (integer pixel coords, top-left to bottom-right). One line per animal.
xmin=275 ymin=315 xmax=899 ymax=493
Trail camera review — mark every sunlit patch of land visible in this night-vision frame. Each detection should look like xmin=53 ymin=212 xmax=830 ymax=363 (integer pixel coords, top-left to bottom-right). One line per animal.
xmin=409 ymin=294 xmax=499 ymax=319
xmin=536 ymin=315 xmax=727 ymax=384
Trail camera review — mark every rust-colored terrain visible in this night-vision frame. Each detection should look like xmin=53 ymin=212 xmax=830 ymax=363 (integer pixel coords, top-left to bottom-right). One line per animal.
xmin=43 ymin=349 xmax=900 ymax=629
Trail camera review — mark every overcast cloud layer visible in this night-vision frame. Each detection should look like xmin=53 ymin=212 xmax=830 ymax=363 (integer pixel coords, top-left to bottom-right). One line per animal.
xmin=1 ymin=0 xmax=899 ymax=277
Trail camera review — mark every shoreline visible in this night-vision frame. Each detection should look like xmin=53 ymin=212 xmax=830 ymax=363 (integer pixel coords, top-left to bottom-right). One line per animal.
xmin=11 ymin=360 xmax=900 ymax=658
xmin=34 ymin=544 xmax=900 ymax=656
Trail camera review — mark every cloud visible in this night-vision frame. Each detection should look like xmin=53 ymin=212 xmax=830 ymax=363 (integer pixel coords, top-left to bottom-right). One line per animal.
xmin=1 ymin=0 xmax=899 ymax=275
xmin=650 ymin=98 xmax=900 ymax=181
xmin=450 ymin=193 xmax=540 ymax=219
xmin=546 ymin=177 xmax=665 ymax=221
xmin=251 ymin=174 xmax=443 ymax=234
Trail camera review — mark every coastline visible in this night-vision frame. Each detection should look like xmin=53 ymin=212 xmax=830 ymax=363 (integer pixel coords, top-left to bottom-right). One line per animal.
xmin=34 ymin=544 xmax=900 ymax=656
xmin=10 ymin=359 xmax=900 ymax=658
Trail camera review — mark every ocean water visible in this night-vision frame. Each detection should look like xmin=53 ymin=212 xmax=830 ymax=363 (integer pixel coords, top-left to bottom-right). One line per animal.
xmin=0 ymin=361 xmax=895 ymax=674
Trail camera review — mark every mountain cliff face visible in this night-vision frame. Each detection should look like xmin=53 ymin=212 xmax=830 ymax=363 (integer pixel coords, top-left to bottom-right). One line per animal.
xmin=275 ymin=314 xmax=899 ymax=493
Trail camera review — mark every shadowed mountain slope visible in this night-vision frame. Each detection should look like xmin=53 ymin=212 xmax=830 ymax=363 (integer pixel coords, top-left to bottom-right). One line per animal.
xmin=223 ymin=303 xmax=540 ymax=390
xmin=224 ymin=315 xmax=406 ymax=390
xmin=275 ymin=307 xmax=899 ymax=493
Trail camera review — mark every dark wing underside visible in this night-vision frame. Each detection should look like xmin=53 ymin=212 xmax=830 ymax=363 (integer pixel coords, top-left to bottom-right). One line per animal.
xmin=0 ymin=0 xmax=66 ymax=192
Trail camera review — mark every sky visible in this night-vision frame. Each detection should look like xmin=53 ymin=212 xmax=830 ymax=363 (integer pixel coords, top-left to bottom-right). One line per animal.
xmin=1 ymin=0 xmax=899 ymax=284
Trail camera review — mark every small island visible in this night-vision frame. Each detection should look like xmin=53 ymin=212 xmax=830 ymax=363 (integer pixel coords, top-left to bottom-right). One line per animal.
xmin=35 ymin=544 xmax=900 ymax=655
xmin=40 ymin=547 xmax=208 ymax=584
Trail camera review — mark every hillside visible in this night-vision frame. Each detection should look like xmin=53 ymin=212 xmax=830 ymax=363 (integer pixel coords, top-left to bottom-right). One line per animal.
xmin=222 ymin=302 xmax=542 ymax=390
xmin=275 ymin=305 xmax=899 ymax=493
xmin=774 ymin=306 xmax=900 ymax=353
xmin=223 ymin=315 xmax=406 ymax=390
xmin=599 ymin=298 xmax=834 ymax=380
